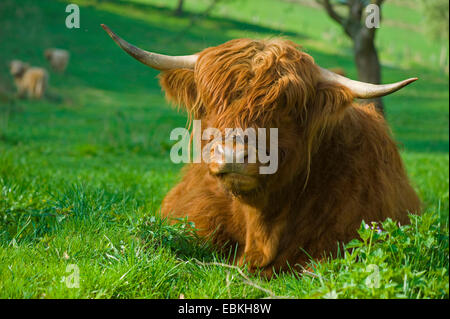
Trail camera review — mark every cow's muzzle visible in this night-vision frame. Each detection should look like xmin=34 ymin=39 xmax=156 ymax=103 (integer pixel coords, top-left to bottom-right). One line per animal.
xmin=207 ymin=138 xmax=260 ymax=192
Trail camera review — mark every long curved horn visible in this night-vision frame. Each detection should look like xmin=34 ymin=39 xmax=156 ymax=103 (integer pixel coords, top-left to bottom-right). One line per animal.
xmin=101 ymin=24 xmax=197 ymax=70
xmin=319 ymin=67 xmax=418 ymax=99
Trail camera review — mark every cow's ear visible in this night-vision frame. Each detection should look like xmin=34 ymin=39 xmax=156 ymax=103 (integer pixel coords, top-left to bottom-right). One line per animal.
xmin=313 ymin=81 xmax=354 ymax=118
xmin=158 ymin=69 xmax=201 ymax=117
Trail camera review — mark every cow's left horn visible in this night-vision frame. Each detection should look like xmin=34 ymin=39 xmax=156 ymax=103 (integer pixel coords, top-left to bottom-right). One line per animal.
xmin=101 ymin=24 xmax=197 ymax=70
xmin=319 ymin=67 xmax=418 ymax=99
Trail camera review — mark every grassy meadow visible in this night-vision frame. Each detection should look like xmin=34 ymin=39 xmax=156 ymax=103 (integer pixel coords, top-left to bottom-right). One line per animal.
xmin=0 ymin=0 xmax=448 ymax=298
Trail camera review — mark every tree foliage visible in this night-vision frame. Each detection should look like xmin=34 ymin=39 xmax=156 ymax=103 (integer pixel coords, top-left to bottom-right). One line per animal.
xmin=419 ymin=0 xmax=449 ymax=42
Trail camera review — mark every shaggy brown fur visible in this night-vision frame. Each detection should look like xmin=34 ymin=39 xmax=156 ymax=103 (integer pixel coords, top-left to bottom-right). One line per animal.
xmin=44 ymin=48 xmax=70 ymax=73
xmin=159 ymin=39 xmax=421 ymax=277
xmin=9 ymin=60 xmax=48 ymax=99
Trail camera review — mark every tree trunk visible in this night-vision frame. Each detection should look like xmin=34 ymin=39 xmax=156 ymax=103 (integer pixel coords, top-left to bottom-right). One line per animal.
xmin=175 ymin=0 xmax=184 ymax=16
xmin=353 ymin=30 xmax=384 ymax=114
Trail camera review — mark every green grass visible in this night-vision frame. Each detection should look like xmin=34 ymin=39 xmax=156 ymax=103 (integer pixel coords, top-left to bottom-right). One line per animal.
xmin=0 ymin=0 xmax=448 ymax=298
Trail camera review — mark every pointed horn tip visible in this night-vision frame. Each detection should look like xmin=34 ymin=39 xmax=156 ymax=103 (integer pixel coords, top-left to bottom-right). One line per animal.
xmin=400 ymin=77 xmax=419 ymax=88
xmin=100 ymin=24 xmax=114 ymax=37
xmin=405 ymin=77 xmax=418 ymax=83
xmin=100 ymin=24 xmax=126 ymax=50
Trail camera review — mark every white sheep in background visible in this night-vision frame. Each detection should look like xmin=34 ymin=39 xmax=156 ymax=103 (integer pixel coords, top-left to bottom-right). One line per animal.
xmin=44 ymin=48 xmax=70 ymax=73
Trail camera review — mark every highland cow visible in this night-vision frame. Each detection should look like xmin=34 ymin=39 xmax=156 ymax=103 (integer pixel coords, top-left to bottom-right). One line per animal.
xmin=102 ymin=25 xmax=421 ymax=277
xmin=9 ymin=60 xmax=48 ymax=99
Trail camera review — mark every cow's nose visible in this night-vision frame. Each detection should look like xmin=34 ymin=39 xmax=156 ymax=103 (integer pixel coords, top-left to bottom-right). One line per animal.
xmin=208 ymin=142 xmax=249 ymax=175
xmin=215 ymin=143 xmax=248 ymax=163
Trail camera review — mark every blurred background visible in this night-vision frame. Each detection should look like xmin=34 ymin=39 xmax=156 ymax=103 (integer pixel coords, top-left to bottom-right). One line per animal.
xmin=0 ymin=0 xmax=448 ymax=298
xmin=0 ymin=0 xmax=448 ymax=156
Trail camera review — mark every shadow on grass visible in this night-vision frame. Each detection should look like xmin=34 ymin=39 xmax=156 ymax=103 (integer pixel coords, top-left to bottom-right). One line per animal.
xmin=101 ymin=0 xmax=306 ymax=38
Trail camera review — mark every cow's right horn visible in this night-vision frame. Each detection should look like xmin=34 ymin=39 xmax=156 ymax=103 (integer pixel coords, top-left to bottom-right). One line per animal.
xmin=319 ymin=66 xmax=418 ymax=99
xmin=101 ymin=24 xmax=197 ymax=71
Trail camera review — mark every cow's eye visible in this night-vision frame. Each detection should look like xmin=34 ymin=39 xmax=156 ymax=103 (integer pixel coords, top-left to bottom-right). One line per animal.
xmin=280 ymin=149 xmax=286 ymax=163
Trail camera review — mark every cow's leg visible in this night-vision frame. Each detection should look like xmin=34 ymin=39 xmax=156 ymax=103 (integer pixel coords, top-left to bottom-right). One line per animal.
xmin=160 ymin=167 xmax=242 ymax=251
xmin=238 ymin=205 xmax=287 ymax=273
xmin=16 ymin=85 xmax=26 ymax=99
